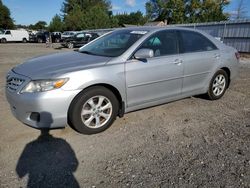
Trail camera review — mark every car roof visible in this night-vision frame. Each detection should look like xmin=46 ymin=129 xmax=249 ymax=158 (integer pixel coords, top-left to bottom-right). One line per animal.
xmin=118 ymin=26 xmax=199 ymax=33
xmin=115 ymin=26 xmax=224 ymax=52
xmin=115 ymin=26 xmax=214 ymax=40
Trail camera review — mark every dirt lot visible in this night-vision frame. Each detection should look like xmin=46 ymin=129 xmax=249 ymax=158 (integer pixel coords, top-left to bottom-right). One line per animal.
xmin=0 ymin=43 xmax=249 ymax=188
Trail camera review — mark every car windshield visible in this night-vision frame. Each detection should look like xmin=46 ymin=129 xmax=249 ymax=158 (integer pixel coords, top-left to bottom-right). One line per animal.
xmin=79 ymin=30 xmax=148 ymax=57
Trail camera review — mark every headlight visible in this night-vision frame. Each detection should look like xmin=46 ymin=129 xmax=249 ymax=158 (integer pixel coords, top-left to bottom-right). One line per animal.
xmin=21 ymin=78 xmax=68 ymax=93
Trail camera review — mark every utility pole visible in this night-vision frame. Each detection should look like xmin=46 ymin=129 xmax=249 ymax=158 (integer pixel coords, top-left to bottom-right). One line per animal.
xmin=236 ymin=0 xmax=247 ymax=19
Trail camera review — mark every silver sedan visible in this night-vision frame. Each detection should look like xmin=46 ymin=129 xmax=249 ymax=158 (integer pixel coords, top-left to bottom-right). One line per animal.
xmin=6 ymin=27 xmax=239 ymax=134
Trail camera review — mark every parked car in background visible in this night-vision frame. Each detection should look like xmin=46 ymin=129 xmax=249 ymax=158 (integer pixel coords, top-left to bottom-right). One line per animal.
xmin=29 ymin=31 xmax=49 ymax=43
xmin=5 ymin=27 xmax=239 ymax=134
xmin=61 ymin=31 xmax=77 ymax=40
xmin=29 ymin=31 xmax=61 ymax=43
xmin=51 ymin=32 xmax=61 ymax=43
xmin=0 ymin=30 xmax=29 ymax=43
xmin=62 ymin=32 xmax=99 ymax=48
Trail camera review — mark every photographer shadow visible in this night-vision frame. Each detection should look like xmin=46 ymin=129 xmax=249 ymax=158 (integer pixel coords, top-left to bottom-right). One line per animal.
xmin=16 ymin=112 xmax=79 ymax=188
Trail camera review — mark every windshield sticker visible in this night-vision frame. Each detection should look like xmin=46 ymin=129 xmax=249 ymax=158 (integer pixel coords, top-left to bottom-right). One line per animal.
xmin=130 ymin=31 xmax=148 ymax=35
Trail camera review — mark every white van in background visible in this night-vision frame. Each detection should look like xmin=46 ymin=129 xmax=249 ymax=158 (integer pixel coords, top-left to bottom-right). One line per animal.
xmin=0 ymin=30 xmax=29 ymax=43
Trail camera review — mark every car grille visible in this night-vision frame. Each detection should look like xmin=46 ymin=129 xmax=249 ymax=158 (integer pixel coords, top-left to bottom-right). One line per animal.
xmin=6 ymin=77 xmax=25 ymax=92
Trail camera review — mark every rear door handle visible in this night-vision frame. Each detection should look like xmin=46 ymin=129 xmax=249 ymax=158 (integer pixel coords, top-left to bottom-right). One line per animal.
xmin=174 ymin=59 xmax=182 ymax=65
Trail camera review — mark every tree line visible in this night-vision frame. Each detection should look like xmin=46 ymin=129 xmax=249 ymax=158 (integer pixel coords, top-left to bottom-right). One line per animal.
xmin=0 ymin=0 xmax=14 ymax=29
xmin=48 ymin=0 xmax=148 ymax=31
xmin=0 ymin=0 xmax=248 ymax=31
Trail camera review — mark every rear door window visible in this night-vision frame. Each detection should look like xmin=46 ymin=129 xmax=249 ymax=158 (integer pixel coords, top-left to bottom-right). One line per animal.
xmin=179 ymin=30 xmax=217 ymax=53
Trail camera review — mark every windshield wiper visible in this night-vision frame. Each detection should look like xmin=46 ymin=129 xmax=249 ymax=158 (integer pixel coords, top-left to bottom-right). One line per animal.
xmin=78 ymin=50 xmax=115 ymax=57
xmin=79 ymin=50 xmax=97 ymax=55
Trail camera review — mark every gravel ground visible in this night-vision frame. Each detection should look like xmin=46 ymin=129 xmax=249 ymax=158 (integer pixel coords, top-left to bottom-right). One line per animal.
xmin=0 ymin=43 xmax=249 ymax=188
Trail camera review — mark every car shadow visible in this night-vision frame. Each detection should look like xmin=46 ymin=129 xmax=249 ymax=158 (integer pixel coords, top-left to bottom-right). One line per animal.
xmin=54 ymin=45 xmax=64 ymax=50
xmin=193 ymin=93 xmax=210 ymax=100
xmin=16 ymin=112 xmax=79 ymax=188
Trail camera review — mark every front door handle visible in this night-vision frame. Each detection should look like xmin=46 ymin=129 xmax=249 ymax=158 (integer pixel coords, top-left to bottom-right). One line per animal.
xmin=174 ymin=59 xmax=183 ymax=65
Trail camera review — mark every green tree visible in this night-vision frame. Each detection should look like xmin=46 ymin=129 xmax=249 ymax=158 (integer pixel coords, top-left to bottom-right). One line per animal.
xmin=82 ymin=6 xmax=118 ymax=29
xmin=146 ymin=0 xmax=185 ymax=23
xmin=115 ymin=11 xmax=147 ymax=26
xmin=166 ymin=0 xmax=185 ymax=24
xmin=0 ymin=0 xmax=14 ymax=29
xmin=185 ymin=0 xmax=202 ymax=23
xmin=64 ymin=4 xmax=85 ymax=30
xmin=28 ymin=21 xmax=47 ymax=30
xmin=62 ymin=0 xmax=116 ymax=30
xmin=62 ymin=0 xmax=111 ymax=15
xmin=186 ymin=0 xmax=229 ymax=22
xmin=34 ymin=21 xmax=47 ymax=30
xmin=48 ymin=14 xmax=64 ymax=32
xmin=146 ymin=0 xmax=229 ymax=24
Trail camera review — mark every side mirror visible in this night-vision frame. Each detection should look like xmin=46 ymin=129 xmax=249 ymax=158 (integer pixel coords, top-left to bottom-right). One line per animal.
xmin=134 ymin=48 xmax=154 ymax=59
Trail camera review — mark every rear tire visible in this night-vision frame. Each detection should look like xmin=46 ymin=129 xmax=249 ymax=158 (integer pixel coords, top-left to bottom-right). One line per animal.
xmin=68 ymin=86 xmax=119 ymax=134
xmin=22 ymin=38 xmax=27 ymax=43
xmin=207 ymin=69 xmax=229 ymax=100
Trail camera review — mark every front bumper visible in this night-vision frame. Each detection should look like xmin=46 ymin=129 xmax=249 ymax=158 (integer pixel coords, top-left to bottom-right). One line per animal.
xmin=6 ymin=88 xmax=81 ymax=129
xmin=5 ymin=72 xmax=81 ymax=129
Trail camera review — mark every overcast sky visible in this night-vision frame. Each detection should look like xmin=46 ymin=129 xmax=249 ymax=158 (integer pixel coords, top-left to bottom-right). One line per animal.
xmin=2 ymin=0 xmax=250 ymax=25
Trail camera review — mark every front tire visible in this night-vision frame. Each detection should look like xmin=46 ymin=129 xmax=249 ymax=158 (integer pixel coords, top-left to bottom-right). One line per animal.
xmin=207 ymin=69 xmax=229 ymax=100
xmin=1 ymin=38 xmax=7 ymax=43
xmin=37 ymin=38 xmax=43 ymax=43
xmin=22 ymin=38 xmax=27 ymax=43
xmin=68 ymin=86 xmax=119 ymax=134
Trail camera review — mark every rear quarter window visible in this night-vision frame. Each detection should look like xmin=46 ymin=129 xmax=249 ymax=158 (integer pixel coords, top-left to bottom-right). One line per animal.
xmin=179 ymin=30 xmax=217 ymax=53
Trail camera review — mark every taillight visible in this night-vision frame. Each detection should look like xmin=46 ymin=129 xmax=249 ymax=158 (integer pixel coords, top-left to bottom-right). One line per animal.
xmin=235 ymin=52 xmax=240 ymax=60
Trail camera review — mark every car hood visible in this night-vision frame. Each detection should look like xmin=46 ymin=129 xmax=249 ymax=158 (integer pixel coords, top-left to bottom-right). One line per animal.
xmin=13 ymin=51 xmax=112 ymax=79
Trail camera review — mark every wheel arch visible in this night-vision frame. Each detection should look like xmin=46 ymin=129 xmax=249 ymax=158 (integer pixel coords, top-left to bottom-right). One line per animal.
xmin=68 ymin=83 xmax=125 ymax=123
xmin=220 ymin=67 xmax=231 ymax=88
xmin=85 ymin=83 xmax=123 ymax=112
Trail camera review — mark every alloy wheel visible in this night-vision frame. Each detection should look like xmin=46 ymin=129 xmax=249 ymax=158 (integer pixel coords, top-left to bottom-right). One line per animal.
xmin=212 ymin=74 xmax=226 ymax=96
xmin=81 ymin=95 xmax=113 ymax=128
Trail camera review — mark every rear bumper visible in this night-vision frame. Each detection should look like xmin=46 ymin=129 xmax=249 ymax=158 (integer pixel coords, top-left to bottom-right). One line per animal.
xmin=6 ymin=88 xmax=81 ymax=129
